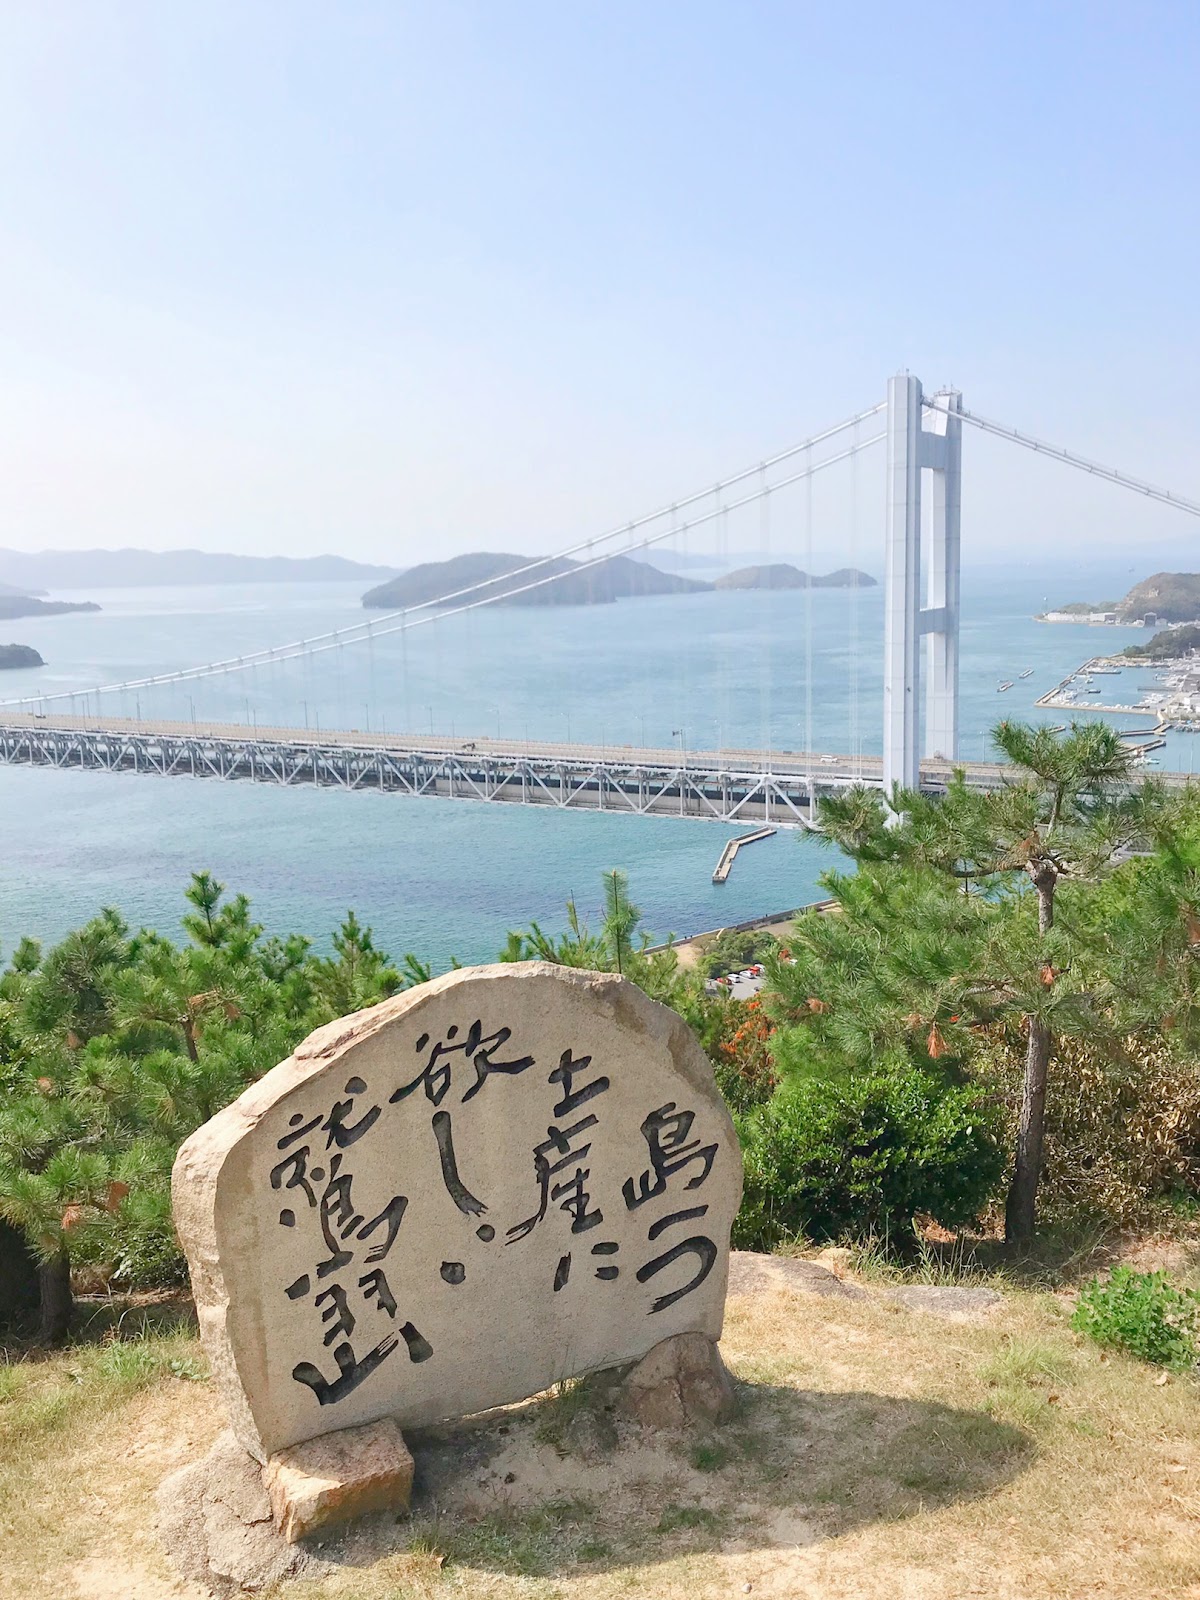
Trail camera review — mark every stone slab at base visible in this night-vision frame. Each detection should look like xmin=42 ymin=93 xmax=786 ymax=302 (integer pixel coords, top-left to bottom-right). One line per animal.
xmin=615 ymin=1331 xmax=735 ymax=1430
xmin=263 ymin=1417 xmax=414 ymax=1544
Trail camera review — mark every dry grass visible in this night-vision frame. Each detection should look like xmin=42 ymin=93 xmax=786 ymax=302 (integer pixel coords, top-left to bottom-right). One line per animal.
xmin=3 ymin=1269 xmax=1200 ymax=1600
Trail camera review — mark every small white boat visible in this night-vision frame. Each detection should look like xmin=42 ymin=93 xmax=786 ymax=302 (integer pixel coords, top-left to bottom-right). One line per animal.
xmin=997 ymin=680 xmax=1014 ymax=692
xmin=1019 ymin=668 xmax=1034 ymax=679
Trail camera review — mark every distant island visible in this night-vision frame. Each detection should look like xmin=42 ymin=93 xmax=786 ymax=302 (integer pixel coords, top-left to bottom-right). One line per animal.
xmin=0 ymin=580 xmax=46 ymax=600
xmin=714 ymin=563 xmax=877 ymax=591
xmin=363 ymin=552 xmax=709 ymax=609
xmin=0 ymin=548 xmax=399 ymax=590
xmin=0 ymin=596 xmax=100 ymax=621
xmin=0 ymin=644 xmax=44 ymax=670
xmin=363 ymin=551 xmax=883 ymax=609
xmin=1039 ymin=572 xmax=1200 ymax=626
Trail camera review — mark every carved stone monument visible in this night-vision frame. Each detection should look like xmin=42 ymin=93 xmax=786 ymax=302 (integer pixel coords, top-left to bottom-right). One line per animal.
xmin=173 ymin=962 xmax=742 ymax=1472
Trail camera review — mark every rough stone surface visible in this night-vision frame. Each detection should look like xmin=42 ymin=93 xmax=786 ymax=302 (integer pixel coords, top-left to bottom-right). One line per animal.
xmin=882 ymin=1284 xmax=1003 ymax=1320
xmin=815 ymin=1245 xmax=854 ymax=1276
xmin=727 ymin=1252 xmax=1001 ymax=1321
xmin=727 ymin=1251 xmax=870 ymax=1301
xmin=264 ymin=1418 xmax=414 ymax=1543
xmin=615 ymin=1332 xmax=736 ymax=1430
xmin=173 ymin=963 xmax=741 ymax=1461
xmin=155 ymin=1431 xmax=319 ymax=1596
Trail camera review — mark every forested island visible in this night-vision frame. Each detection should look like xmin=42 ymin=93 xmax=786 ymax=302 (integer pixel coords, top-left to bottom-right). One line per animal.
xmin=0 ymin=548 xmax=398 ymax=589
xmin=714 ymin=563 xmax=877 ymax=590
xmin=1041 ymin=571 xmax=1200 ymax=625
xmin=0 ymin=596 xmax=100 ymax=621
xmin=0 ymin=643 xmax=43 ymax=670
xmin=363 ymin=551 xmax=708 ymax=608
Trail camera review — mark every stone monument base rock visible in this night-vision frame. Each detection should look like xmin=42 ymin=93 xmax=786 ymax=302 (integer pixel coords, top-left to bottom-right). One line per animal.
xmin=264 ymin=1417 xmax=414 ymax=1543
xmin=613 ymin=1332 xmax=736 ymax=1431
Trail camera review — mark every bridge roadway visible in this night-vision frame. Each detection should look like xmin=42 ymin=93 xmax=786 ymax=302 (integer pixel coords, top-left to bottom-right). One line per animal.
xmin=0 ymin=713 xmax=1183 ymax=827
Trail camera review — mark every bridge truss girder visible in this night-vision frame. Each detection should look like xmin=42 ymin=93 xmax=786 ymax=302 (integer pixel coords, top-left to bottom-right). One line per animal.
xmin=0 ymin=724 xmax=830 ymax=830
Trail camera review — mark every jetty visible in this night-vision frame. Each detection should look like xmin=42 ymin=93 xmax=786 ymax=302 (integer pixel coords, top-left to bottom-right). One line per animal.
xmin=712 ymin=826 xmax=777 ymax=883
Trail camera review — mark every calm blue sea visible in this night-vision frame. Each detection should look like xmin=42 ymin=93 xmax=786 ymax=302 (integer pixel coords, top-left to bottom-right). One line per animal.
xmin=0 ymin=557 xmax=1188 ymax=967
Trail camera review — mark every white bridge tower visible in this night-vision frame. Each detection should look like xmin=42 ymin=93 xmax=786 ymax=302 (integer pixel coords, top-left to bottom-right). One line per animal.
xmin=882 ymin=374 xmax=962 ymax=793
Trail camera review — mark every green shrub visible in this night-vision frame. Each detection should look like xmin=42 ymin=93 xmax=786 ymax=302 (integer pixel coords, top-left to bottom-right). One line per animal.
xmin=733 ymin=1069 xmax=1003 ymax=1250
xmin=703 ymin=928 xmax=777 ymax=980
xmin=1071 ymin=1267 xmax=1200 ymax=1370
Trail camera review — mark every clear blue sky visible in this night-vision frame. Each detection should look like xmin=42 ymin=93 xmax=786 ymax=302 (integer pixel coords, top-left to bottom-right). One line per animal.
xmin=1 ymin=3 xmax=1197 ymax=566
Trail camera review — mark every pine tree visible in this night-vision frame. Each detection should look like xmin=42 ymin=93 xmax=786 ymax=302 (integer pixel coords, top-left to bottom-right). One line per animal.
xmin=814 ymin=721 xmax=1161 ymax=1246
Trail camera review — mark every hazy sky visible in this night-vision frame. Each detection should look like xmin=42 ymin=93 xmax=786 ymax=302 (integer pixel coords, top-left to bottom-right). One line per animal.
xmin=1 ymin=3 xmax=1198 ymax=568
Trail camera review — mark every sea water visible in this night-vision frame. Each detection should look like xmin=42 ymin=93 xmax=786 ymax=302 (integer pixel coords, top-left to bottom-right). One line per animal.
xmin=0 ymin=558 xmax=1184 ymax=966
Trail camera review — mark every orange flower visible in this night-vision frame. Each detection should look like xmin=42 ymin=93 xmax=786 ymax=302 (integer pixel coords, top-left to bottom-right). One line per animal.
xmin=104 ymin=1181 xmax=130 ymax=1213
xmin=60 ymin=1203 xmax=86 ymax=1231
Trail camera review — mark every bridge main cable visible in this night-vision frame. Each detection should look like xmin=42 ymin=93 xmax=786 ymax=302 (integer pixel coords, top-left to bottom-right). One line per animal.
xmin=923 ymin=396 xmax=1200 ymax=518
xmin=1 ymin=402 xmax=886 ymax=708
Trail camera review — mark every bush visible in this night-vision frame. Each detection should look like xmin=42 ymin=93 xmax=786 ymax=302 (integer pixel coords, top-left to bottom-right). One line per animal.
xmin=1072 ymin=1267 xmax=1200 ymax=1370
xmin=733 ymin=1069 xmax=1004 ymax=1251
xmin=975 ymin=1033 xmax=1200 ymax=1224
xmin=694 ymin=996 xmax=779 ymax=1114
xmin=703 ymin=928 xmax=777 ymax=980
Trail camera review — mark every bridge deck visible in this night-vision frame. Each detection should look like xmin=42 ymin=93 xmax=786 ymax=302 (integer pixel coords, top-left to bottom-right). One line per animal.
xmin=0 ymin=714 xmax=1182 ymax=827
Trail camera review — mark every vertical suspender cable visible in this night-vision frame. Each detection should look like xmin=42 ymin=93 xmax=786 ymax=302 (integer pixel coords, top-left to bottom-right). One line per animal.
xmin=713 ymin=485 xmax=725 ymax=759
xmin=850 ymin=417 xmax=860 ymax=778
xmin=804 ymin=443 xmax=814 ymax=793
xmin=758 ymin=466 xmax=771 ymax=768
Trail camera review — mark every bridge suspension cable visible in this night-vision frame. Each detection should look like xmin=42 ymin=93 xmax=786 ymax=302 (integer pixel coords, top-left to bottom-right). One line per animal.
xmin=923 ymin=396 xmax=1200 ymax=518
xmin=1 ymin=405 xmax=886 ymax=709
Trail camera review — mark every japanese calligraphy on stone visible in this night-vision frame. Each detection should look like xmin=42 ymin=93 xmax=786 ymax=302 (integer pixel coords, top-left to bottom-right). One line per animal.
xmin=172 ymin=963 xmax=742 ymax=1461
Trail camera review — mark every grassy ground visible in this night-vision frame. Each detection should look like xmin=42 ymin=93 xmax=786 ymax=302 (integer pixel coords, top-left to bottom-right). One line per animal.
xmin=2 ymin=1250 xmax=1199 ymax=1600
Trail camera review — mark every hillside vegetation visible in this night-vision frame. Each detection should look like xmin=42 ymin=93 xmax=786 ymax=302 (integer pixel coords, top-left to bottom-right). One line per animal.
xmin=1055 ymin=572 xmax=1200 ymax=624
xmin=1123 ymin=621 xmax=1200 ymax=660
xmin=1116 ymin=571 xmax=1200 ymax=622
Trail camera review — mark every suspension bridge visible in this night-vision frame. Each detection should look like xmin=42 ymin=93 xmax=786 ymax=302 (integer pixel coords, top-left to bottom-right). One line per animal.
xmin=2 ymin=374 xmax=1198 ymax=827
